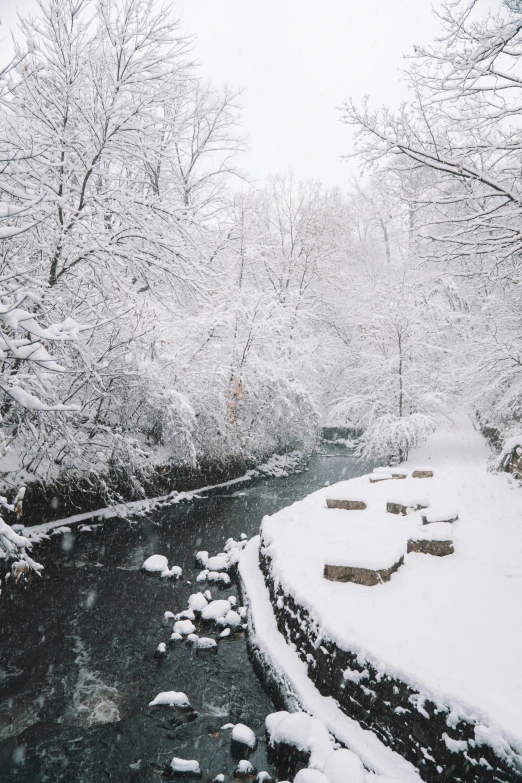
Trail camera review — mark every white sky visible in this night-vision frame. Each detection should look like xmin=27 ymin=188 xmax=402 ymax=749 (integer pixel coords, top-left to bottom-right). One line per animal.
xmin=0 ymin=0 xmax=502 ymax=189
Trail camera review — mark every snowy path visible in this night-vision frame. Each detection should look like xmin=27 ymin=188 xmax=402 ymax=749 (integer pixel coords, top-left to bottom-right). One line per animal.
xmin=258 ymin=412 xmax=522 ymax=751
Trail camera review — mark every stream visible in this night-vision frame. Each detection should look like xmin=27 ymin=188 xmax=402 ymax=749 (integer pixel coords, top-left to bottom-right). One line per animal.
xmin=0 ymin=445 xmax=369 ymax=782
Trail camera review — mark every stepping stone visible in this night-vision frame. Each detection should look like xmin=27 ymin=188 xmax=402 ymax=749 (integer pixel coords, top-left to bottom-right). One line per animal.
xmin=386 ymin=498 xmax=429 ymax=516
xmin=323 ymin=536 xmax=405 ymax=586
xmin=372 ymin=467 xmax=408 ymax=480
xmin=408 ymin=539 xmax=454 ymax=556
xmin=408 ymin=523 xmax=454 ymax=556
xmin=412 ymin=466 xmax=434 ymax=478
xmin=421 ymin=507 xmax=458 ymax=525
xmin=324 ymin=557 xmax=404 ymax=586
xmin=369 ymin=473 xmax=393 ymax=483
xmin=326 ymin=498 xmax=367 ymax=510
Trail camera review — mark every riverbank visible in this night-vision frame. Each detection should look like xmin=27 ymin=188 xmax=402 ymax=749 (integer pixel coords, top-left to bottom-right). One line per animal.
xmin=11 ymin=450 xmax=307 ymax=538
xmin=242 ymin=413 xmax=522 ymax=782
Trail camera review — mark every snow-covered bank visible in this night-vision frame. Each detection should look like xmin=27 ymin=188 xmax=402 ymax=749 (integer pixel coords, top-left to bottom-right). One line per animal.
xmin=245 ymin=413 xmax=522 ymax=780
xmin=239 ymin=537 xmax=422 ymax=782
xmin=18 ymin=451 xmax=306 ymax=543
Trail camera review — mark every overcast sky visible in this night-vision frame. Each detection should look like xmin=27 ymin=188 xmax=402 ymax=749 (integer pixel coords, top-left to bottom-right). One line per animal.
xmin=0 ymin=0 xmax=502 ymax=189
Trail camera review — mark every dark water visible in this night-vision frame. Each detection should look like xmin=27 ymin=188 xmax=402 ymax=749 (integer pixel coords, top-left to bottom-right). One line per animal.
xmin=0 ymin=447 xmax=368 ymax=782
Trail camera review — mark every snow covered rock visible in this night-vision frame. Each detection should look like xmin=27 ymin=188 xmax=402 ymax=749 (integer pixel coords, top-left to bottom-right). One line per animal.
xmin=224 ymin=536 xmax=248 ymax=552
xmin=154 ymin=642 xmax=167 ymax=659
xmin=265 ymin=711 xmax=289 ymax=735
xmin=206 ymin=555 xmax=228 ymax=572
xmin=255 ymin=773 xmax=274 ymax=783
xmin=323 ymin=748 xmax=365 ymax=783
xmin=142 ymin=554 xmax=168 ymax=573
xmin=149 ymin=691 xmax=190 ymax=708
xmin=219 ymin=628 xmax=231 ymax=638
xmin=197 ymin=637 xmax=217 ymax=651
xmin=161 ymin=565 xmax=182 ymax=579
xmin=226 ymin=547 xmax=242 ymax=566
xmin=268 ymin=711 xmax=333 ymax=770
xmin=173 ymin=619 xmax=196 ymax=635
xmin=234 ymin=759 xmax=256 ymax=777
xmin=223 ymin=609 xmax=241 ymax=627
xmin=163 ymin=611 xmax=175 ymax=624
xmin=195 ymin=551 xmax=208 ymax=567
xmin=231 ymin=723 xmax=256 ymax=749
xmin=169 ymin=632 xmax=183 ymax=644
xmin=201 ymin=600 xmax=231 ymax=621
xmin=208 ymin=570 xmax=231 ymax=585
xmin=293 ymin=771 xmax=328 ymax=783
xmin=196 ymin=569 xmax=231 ymax=585
xmin=188 ymin=592 xmax=208 ymax=613
xmin=187 ymin=633 xmax=199 ymax=643
xmin=174 ymin=609 xmax=195 ymax=621
xmin=169 ymin=757 xmax=201 ymax=775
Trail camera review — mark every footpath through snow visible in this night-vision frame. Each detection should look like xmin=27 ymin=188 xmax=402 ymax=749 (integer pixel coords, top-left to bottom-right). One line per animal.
xmin=245 ymin=412 xmax=522 ymax=769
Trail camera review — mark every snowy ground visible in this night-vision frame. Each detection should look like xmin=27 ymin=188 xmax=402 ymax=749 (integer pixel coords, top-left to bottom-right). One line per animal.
xmin=257 ymin=413 xmax=522 ymax=754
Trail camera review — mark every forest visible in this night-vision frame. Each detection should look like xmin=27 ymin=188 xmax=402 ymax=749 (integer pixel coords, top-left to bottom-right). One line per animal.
xmin=2 ymin=0 xmax=522 ymax=566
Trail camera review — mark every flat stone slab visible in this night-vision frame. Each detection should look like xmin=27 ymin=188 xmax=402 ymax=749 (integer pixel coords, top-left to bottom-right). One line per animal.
xmin=421 ymin=507 xmax=458 ymax=525
xmin=386 ymin=499 xmax=429 ymax=516
xmin=412 ymin=466 xmax=434 ymax=478
xmin=324 ymin=555 xmax=404 ymax=586
xmin=369 ymin=472 xmax=407 ymax=483
xmin=407 ymin=539 xmax=454 ymax=556
xmin=372 ymin=467 xmax=408 ymax=480
xmin=408 ymin=522 xmax=454 ymax=556
xmin=326 ymin=498 xmax=367 ymax=510
xmin=323 ymin=533 xmax=406 ymax=587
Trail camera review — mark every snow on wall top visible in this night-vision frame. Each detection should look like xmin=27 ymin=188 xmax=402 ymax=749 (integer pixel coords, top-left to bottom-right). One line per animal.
xmin=324 ymin=530 xmax=406 ymax=571
xmin=260 ymin=412 xmax=522 ymax=747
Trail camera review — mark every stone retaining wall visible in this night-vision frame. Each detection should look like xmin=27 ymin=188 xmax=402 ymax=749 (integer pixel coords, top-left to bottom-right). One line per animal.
xmin=258 ymin=542 xmax=522 ymax=783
